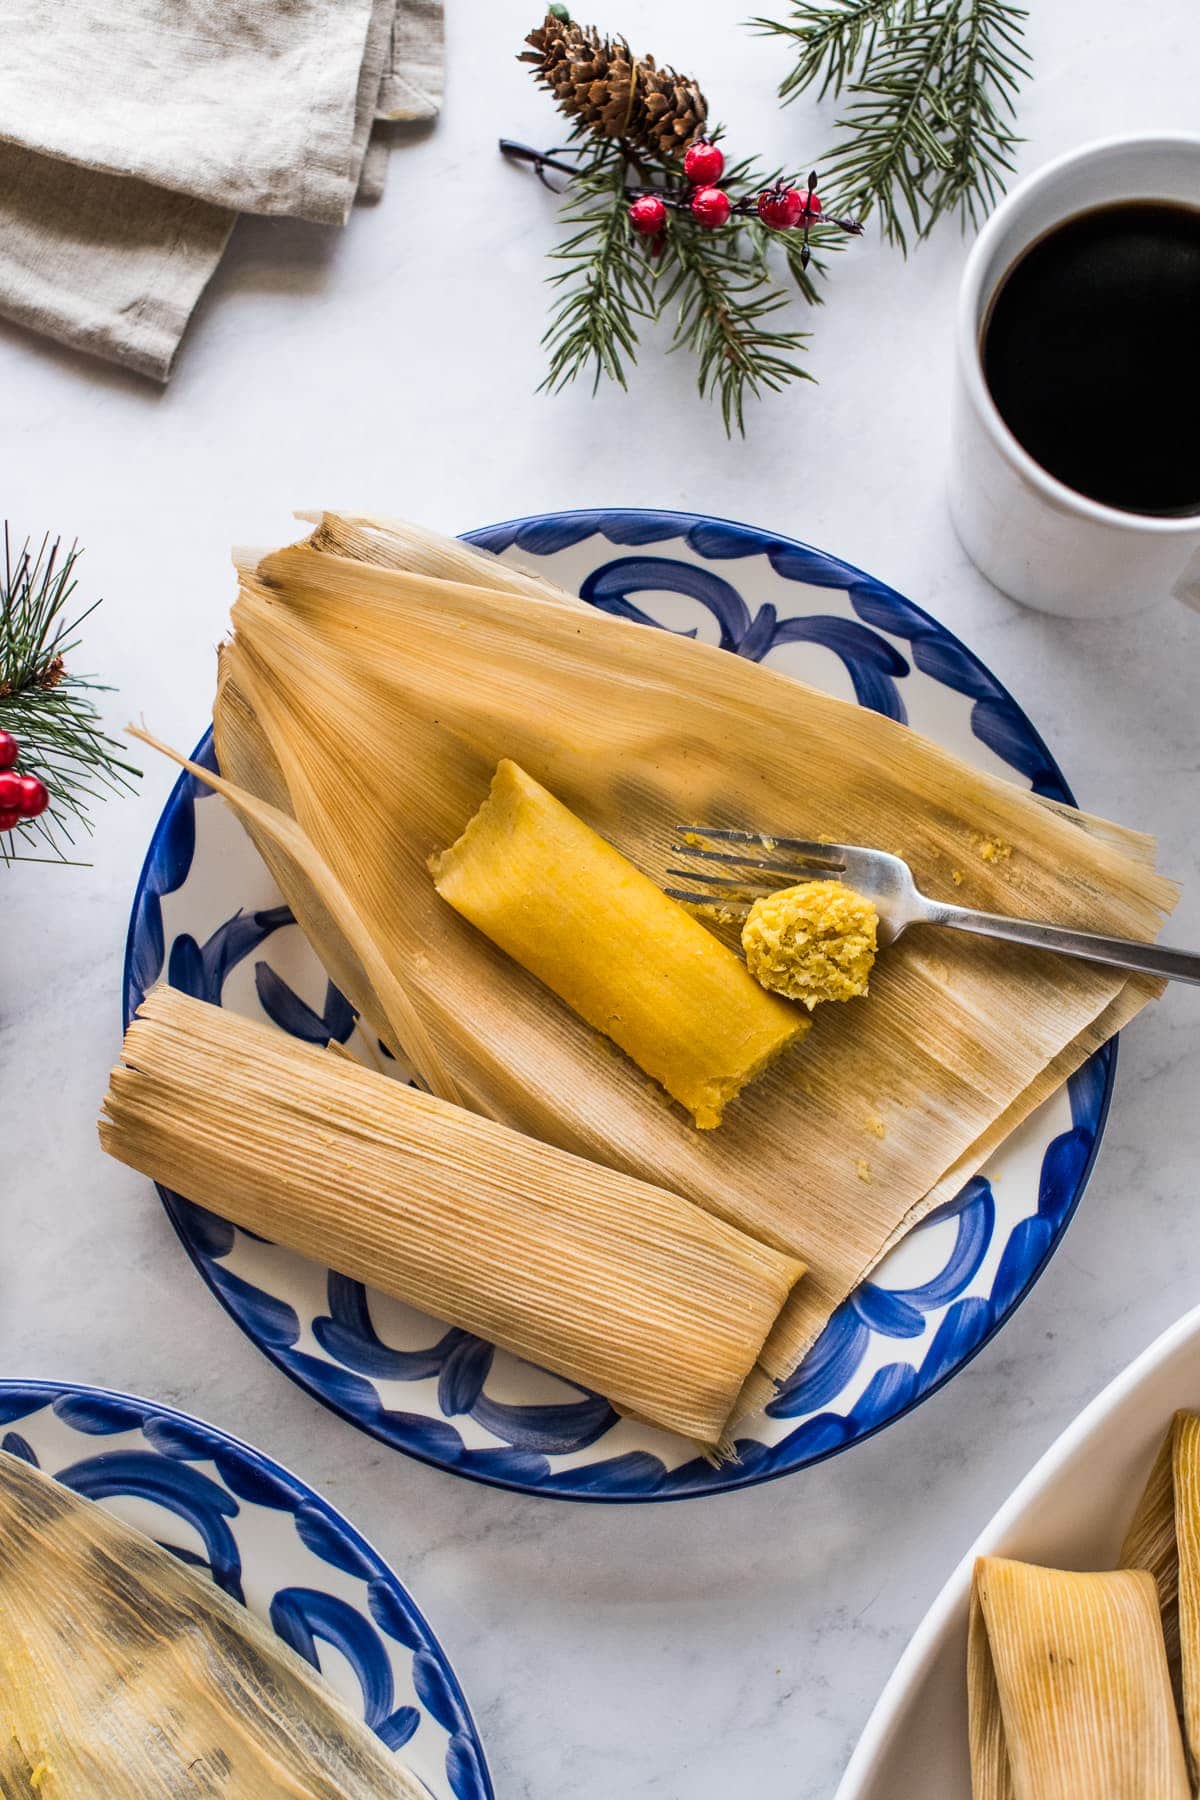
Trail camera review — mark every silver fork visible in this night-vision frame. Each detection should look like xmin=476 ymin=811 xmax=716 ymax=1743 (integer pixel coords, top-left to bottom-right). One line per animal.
xmin=665 ymin=827 xmax=1200 ymax=986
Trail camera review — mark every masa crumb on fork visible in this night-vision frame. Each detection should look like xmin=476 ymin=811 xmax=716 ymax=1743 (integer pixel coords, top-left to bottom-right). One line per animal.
xmin=741 ymin=879 xmax=878 ymax=1009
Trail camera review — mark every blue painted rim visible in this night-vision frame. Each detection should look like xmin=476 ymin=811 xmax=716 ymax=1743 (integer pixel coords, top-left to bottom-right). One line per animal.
xmin=0 ymin=1377 xmax=493 ymax=1793
xmin=122 ymin=508 xmax=1117 ymax=1504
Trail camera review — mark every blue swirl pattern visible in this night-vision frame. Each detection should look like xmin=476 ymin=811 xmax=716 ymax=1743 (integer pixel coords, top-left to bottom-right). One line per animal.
xmin=122 ymin=509 xmax=1115 ymax=1503
xmin=0 ymin=1383 xmax=491 ymax=1800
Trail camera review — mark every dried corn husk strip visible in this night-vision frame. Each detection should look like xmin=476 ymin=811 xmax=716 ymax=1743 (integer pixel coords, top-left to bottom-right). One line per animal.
xmin=968 ymin=1555 xmax=1190 ymax=1799
xmin=131 ymin=724 xmax=464 ymax=1110
xmin=0 ymin=1448 xmax=426 ymax=1800
xmin=101 ymin=987 xmax=803 ymax=1445
xmin=298 ymin=510 xmax=583 ymax=607
xmin=1120 ymin=1410 xmax=1200 ymax=1781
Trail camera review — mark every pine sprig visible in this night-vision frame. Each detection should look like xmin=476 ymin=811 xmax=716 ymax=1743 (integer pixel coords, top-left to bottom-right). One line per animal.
xmin=663 ymin=226 xmax=812 ymax=435
xmin=752 ymin=0 xmax=911 ymax=101
xmin=754 ymin=0 xmax=1031 ymax=247
xmin=512 ymin=14 xmax=865 ymax=434
xmin=661 ymin=152 xmax=813 ymax=433
xmin=0 ymin=530 xmax=138 ymax=865
xmin=923 ymin=0 xmax=1028 ymax=228
xmin=540 ymin=139 xmax=656 ymax=395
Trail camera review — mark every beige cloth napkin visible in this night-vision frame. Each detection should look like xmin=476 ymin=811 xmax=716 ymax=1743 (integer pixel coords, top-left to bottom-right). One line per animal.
xmin=0 ymin=0 xmax=443 ymax=379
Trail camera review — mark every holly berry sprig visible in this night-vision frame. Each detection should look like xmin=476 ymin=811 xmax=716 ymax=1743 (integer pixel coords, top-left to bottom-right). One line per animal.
xmin=502 ymin=136 xmax=860 ymax=259
xmin=0 ymin=529 xmax=137 ymax=866
xmin=0 ymin=729 xmax=50 ymax=833
xmin=624 ymin=142 xmax=860 ymax=268
xmin=508 ymin=14 xmax=866 ymax=435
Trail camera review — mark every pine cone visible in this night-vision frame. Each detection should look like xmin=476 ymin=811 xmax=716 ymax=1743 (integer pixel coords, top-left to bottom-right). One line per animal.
xmin=521 ymin=15 xmax=708 ymax=161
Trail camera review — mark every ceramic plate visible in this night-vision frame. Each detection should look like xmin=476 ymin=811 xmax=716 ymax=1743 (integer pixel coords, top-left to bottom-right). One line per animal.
xmin=125 ymin=508 xmax=1114 ymax=1502
xmin=0 ymin=1381 xmax=490 ymax=1798
xmin=835 ymin=1302 xmax=1200 ymax=1798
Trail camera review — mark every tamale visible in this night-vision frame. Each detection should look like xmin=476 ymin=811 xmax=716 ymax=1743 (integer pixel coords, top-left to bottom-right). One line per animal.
xmin=147 ymin=512 xmax=1174 ymax=1442
xmin=431 ymin=758 xmax=807 ymax=1128
xmin=100 ymin=986 xmax=804 ymax=1446
xmin=1120 ymin=1410 xmax=1200 ymax=1781
xmin=967 ymin=1555 xmax=1190 ymax=1799
xmin=0 ymin=1448 xmax=425 ymax=1799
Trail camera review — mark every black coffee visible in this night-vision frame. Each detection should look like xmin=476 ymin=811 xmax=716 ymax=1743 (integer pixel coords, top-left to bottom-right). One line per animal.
xmin=982 ymin=200 xmax=1200 ymax=517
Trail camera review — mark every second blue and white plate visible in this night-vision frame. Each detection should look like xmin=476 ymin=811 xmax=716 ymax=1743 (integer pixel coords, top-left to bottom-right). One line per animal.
xmin=125 ymin=509 xmax=1114 ymax=1502
xmin=0 ymin=1381 xmax=490 ymax=1798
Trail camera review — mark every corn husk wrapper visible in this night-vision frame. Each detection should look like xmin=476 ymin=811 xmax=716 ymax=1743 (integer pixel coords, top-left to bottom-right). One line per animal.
xmin=100 ymin=987 xmax=803 ymax=1446
xmin=0 ymin=1447 xmax=425 ymax=1800
xmin=154 ymin=512 xmax=1174 ymax=1441
xmin=1120 ymin=1410 xmax=1200 ymax=1782
xmin=967 ymin=1555 xmax=1191 ymax=1799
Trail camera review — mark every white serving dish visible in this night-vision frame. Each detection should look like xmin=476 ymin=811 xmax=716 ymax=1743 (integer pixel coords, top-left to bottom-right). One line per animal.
xmin=836 ymin=1301 xmax=1200 ymax=1798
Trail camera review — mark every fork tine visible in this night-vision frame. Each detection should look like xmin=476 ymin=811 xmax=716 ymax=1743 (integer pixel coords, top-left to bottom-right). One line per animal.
xmin=678 ymin=825 xmax=849 ymax=860
xmin=670 ymin=842 xmax=846 ymax=878
xmin=664 ymin=866 xmax=769 ymax=891
xmin=663 ymin=887 xmax=752 ymax=919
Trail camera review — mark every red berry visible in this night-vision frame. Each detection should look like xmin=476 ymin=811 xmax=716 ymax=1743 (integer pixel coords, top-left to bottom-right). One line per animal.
xmin=683 ymin=140 xmax=725 ymax=187
xmin=16 ymin=774 xmax=48 ymax=819
xmin=802 ymin=190 xmax=822 ymax=218
xmin=0 ymin=806 xmax=20 ymax=832
xmin=690 ymin=186 xmax=731 ymax=229
xmin=0 ymin=729 xmax=17 ymax=770
xmin=0 ymin=770 xmax=21 ymax=810
xmin=757 ymin=186 xmax=805 ymax=230
xmin=628 ymin=194 xmax=667 ymax=237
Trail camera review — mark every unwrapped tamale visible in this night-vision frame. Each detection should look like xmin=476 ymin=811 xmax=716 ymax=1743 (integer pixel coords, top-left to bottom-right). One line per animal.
xmin=431 ymin=757 xmax=807 ymax=1128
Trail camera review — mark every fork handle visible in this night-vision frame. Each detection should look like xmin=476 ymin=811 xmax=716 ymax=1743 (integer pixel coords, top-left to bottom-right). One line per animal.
xmin=925 ymin=903 xmax=1200 ymax=986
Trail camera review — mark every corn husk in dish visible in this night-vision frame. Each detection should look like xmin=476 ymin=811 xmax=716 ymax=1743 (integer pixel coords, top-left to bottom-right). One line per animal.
xmin=967 ymin=1554 xmax=1190 ymax=1799
xmin=100 ymin=986 xmax=803 ymax=1446
xmin=1120 ymin=1409 xmax=1200 ymax=1780
xmin=143 ymin=512 xmax=1175 ymax=1443
xmin=0 ymin=1447 xmax=426 ymax=1799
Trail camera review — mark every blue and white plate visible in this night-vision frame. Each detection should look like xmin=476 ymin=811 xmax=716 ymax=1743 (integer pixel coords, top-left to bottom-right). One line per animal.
xmin=125 ymin=509 xmax=1114 ymax=1503
xmin=0 ymin=1381 xmax=490 ymax=1799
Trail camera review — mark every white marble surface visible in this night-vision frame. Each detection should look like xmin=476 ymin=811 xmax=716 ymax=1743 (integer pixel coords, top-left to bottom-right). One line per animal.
xmin=1 ymin=4 xmax=1197 ymax=1795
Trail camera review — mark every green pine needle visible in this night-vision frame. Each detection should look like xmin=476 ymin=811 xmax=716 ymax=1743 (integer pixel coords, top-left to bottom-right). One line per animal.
xmin=539 ymin=139 xmax=656 ymax=396
xmin=752 ymin=0 xmax=912 ymax=101
xmin=662 ymin=193 xmax=813 ymax=437
xmin=754 ymin=0 xmax=1031 ymax=248
xmin=0 ymin=530 xmax=138 ymax=866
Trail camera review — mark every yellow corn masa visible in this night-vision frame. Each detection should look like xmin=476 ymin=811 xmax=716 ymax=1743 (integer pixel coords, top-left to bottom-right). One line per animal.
xmin=742 ymin=879 xmax=877 ymax=1008
xmin=432 ymin=759 xmax=807 ymax=1128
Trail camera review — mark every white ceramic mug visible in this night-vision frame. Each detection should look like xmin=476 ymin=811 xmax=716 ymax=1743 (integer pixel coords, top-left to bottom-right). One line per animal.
xmin=949 ymin=134 xmax=1200 ymax=618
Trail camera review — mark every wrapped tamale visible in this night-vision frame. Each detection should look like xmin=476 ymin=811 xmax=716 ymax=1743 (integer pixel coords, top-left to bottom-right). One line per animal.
xmin=1120 ymin=1410 xmax=1200 ymax=1781
xmin=136 ymin=512 xmax=1176 ymax=1442
xmin=100 ymin=987 xmax=804 ymax=1446
xmin=0 ymin=1448 xmax=426 ymax=1799
xmin=968 ymin=1555 xmax=1190 ymax=1799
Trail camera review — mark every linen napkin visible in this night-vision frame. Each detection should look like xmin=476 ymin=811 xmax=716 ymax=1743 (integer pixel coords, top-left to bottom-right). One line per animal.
xmin=0 ymin=0 xmax=443 ymax=379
